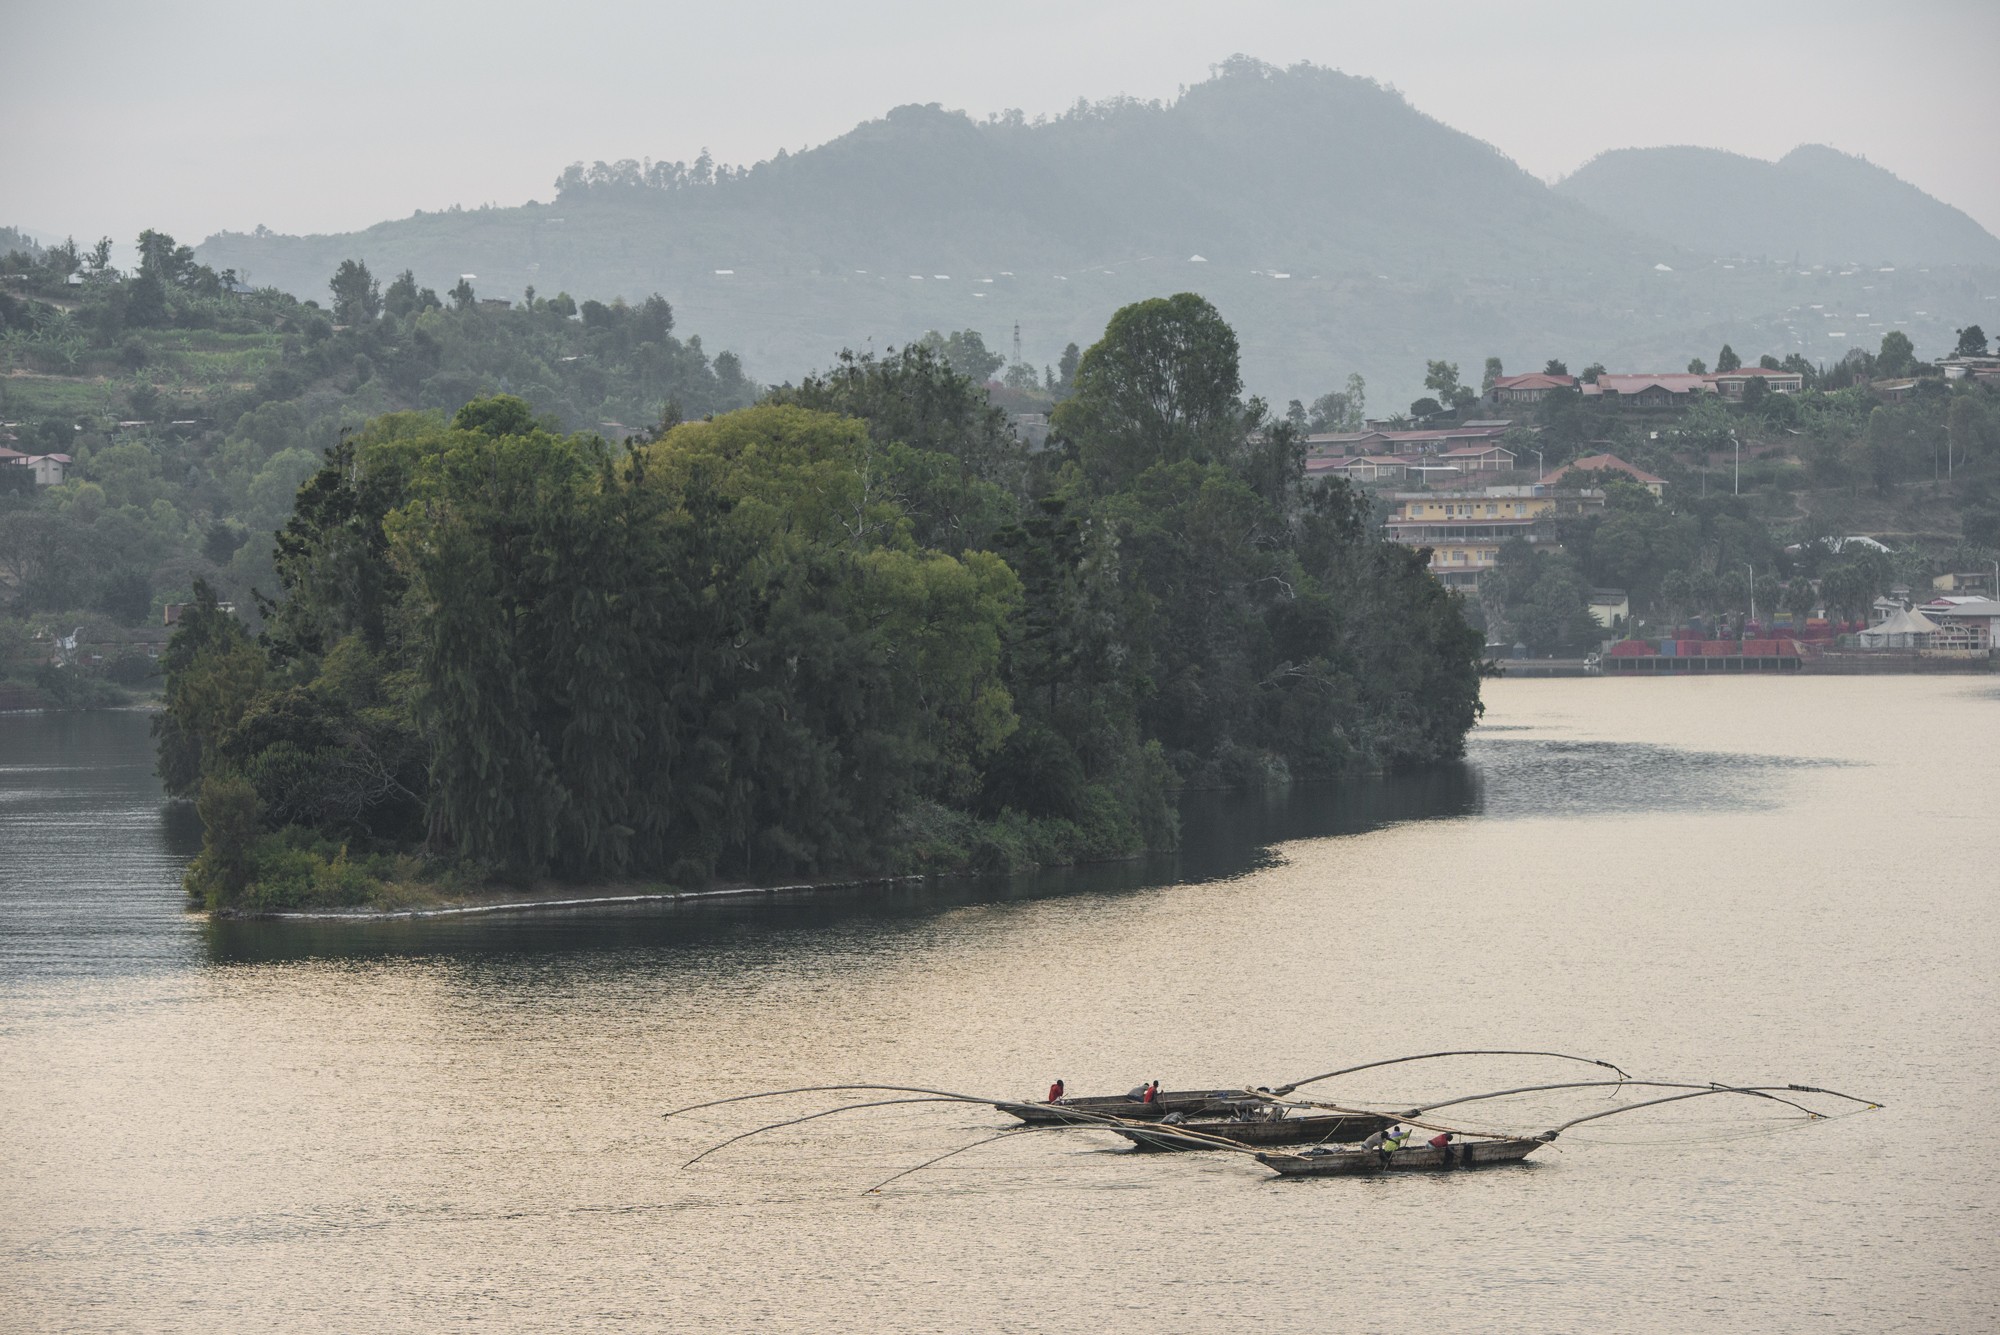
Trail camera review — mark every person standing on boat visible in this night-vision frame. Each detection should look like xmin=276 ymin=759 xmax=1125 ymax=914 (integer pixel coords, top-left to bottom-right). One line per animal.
xmin=1047 ymin=1079 xmax=1065 ymax=1103
xmin=1383 ymin=1124 xmax=1412 ymax=1151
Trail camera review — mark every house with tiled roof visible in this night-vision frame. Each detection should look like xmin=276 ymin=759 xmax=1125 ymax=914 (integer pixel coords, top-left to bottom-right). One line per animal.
xmin=22 ymin=453 xmax=72 ymax=485
xmin=1436 ymin=444 xmax=1517 ymax=472
xmin=1302 ymin=429 xmax=1389 ymax=459
xmin=1707 ymin=366 xmax=1805 ymax=399
xmin=1544 ymin=452 xmax=1666 ymax=496
xmin=1486 ymin=373 xmax=1576 ymax=405
xmin=1311 ymin=454 xmax=1408 ymax=483
xmin=1580 ymin=373 xmax=1712 ymax=408
xmin=1376 ymin=422 xmax=1514 ymax=456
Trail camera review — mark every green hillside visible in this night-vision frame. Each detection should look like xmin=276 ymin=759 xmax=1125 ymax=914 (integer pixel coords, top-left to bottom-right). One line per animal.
xmin=0 ymin=233 xmax=755 ymax=706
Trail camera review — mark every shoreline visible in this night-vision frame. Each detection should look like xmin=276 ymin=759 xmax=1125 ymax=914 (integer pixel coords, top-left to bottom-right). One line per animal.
xmin=213 ymin=873 xmax=933 ymax=923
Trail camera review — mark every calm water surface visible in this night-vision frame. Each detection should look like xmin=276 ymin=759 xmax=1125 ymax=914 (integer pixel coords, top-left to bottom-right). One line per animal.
xmin=1 ymin=679 xmax=1994 ymax=1333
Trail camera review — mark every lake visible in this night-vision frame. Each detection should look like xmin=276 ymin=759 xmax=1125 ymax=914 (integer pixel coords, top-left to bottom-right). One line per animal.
xmin=2 ymin=677 xmax=1994 ymax=1333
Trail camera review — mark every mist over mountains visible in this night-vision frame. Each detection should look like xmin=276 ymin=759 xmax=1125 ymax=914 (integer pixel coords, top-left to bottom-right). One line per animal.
xmin=196 ymin=60 xmax=2000 ymax=404
xmin=1556 ymin=143 xmax=2000 ymax=269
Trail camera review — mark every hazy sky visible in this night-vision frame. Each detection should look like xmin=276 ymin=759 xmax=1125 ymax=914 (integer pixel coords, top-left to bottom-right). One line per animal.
xmin=8 ymin=0 xmax=1999 ymax=253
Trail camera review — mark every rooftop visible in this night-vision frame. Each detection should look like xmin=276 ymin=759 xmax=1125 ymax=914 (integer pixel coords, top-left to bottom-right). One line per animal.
xmin=1546 ymin=452 xmax=1666 ymax=486
xmin=1583 ymin=373 xmax=1711 ymax=395
xmin=1923 ymin=599 xmax=2000 ymax=619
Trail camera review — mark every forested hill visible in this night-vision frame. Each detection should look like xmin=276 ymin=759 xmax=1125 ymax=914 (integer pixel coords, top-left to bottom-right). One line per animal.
xmin=195 ymin=60 xmax=1999 ymax=403
xmin=207 ymin=60 xmax=1643 ymax=280
xmin=1556 ymin=144 xmax=2000 ymax=268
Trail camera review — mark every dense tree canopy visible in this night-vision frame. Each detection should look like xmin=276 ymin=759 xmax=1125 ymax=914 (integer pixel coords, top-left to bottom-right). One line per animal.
xmin=1053 ymin=293 xmax=1245 ymax=489
xmin=157 ymin=296 xmax=1487 ymax=910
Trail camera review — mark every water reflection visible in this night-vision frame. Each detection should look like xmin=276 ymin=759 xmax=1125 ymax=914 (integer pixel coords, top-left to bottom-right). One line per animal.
xmin=0 ymin=711 xmax=204 ymax=985
xmin=6 ymin=683 xmax=1990 ymax=1333
xmin=1 ymin=709 xmax=1845 ymax=976
xmin=199 ymin=764 xmax=1484 ymax=965
xmin=1472 ymin=738 xmax=1845 ymax=818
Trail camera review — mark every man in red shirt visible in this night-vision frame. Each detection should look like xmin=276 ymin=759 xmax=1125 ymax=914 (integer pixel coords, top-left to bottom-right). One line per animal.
xmin=1047 ymin=1079 xmax=1065 ymax=1103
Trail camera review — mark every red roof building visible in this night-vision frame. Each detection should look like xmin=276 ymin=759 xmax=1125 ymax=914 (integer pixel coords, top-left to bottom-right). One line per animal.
xmin=1544 ymin=452 xmax=1667 ymax=495
xmin=1707 ymin=366 xmax=1806 ymax=399
xmin=1580 ymin=373 xmax=1712 ymax=406
xmin=1376 ymin=423 xmax=1514 ymax=456
xmin=1487 ymin=373 xmax=1576 ymax=405
xmin=1436 ymin=445 xmax=1518 ymax=472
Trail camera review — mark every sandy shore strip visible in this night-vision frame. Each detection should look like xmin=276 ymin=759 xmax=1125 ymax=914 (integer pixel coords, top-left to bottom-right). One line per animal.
xmin=224 ymin=874 xmax=928 ymax=922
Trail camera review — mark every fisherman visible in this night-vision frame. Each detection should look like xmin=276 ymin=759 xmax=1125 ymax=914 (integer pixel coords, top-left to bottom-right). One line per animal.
xmin=1429 ymin=1129 xmax=1457 ymax=1165
xmin=1383 ymin=1124 xmax=1412 ymax=1151
xmin=1142 ymin=1080 xmax=1161 ymax=1105
xmin=1047 ymin=1078 xmax=1065 ymax=1104
xmin=1359 ymin=1126 xmax=1392 ymax=1152
xmin=1126 ymin=1081 xmax=1149 ymax=1102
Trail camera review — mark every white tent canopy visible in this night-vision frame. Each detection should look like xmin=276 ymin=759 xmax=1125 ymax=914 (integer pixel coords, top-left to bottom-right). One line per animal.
xmin=1858 ymin=607 xmax=1937 ymax=647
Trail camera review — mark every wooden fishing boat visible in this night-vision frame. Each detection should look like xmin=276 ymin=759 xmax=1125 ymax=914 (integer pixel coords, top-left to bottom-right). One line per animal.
xmin=992 ymin=1052 xmax=1632 ymax=1127
xmin=1257 ymin=1137 xmax=1544 ymax=1176
xmin=996 ymin=1090 xmax=1272 ymax=1125
xmin=666 ymin=1066 xmax=1880 ymax=1195
xmin=1113 ymin=1112 xmax=1391 ymax=1152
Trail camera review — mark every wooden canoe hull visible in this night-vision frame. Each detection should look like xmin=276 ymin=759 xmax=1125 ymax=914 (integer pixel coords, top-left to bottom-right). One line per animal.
xmin=1113 ymin=1113 xmax=1392 ymax=1152
xmin=997 ymin=1090 xmax=1271 ymax=1125
xmin=1257 ymin=1137 xmax=1544 ymax=1176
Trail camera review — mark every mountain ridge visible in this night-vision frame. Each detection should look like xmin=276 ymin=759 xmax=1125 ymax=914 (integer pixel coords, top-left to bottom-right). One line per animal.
xmin=193 ymin=61 xmax=1999 ymax=402
xmin=1555 ymin=142 xmax=2000 ymax=267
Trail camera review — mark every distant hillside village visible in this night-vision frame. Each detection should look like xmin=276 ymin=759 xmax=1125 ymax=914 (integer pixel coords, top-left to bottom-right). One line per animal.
xmin=1262 ymin=330 xmax=2000 ymax=668
xmin=2 ymin=204 xmax=1996 ymax=702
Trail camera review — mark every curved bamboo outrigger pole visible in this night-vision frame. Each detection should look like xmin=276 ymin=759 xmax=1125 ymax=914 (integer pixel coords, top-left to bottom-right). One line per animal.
xmin=1411 ymin=1079 xmax=1824 ymax=1120
xmin=1407 ymin=1078 xmax=1880 ymax=1122
xmin=1270 ymin=1049 xmax=1630 ymax=1097
xmin=663 ymin=1083 xmax=1010 ymax=1121
xmin=1273 ymin=1079 xmax=1880 ymax=1140
xmin=672 ymin=1085 xmax=1282 ymax=1168
xmin=1532 ymin=1082 xmax=1882 ymax=1141
xmin=681 ymin=1097 xmax=964 ymax=1167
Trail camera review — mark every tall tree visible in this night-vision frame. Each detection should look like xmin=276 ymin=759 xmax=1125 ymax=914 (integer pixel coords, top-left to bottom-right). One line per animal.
xmin=1052 ymin=293 xmax=1243 ymax=489
xmin=1423 ymin=360 xmax=1462 ymax=404
xmin=916 ymin=329 xmax=1004 ymax=384
xmin=329 ymin=259 xmax=382 ymax=325
xmin=152 ymin=581 xmax=267 ymax=796
xmin=1877 ymin=329 xmax=1917 ymax=378
xmin=1054 ymin=342 xmax=1082 ymax=396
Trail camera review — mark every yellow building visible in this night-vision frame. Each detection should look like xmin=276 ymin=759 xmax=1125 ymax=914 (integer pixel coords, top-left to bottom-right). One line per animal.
xmin=1393 ymin=493 xmax=1553 ymax=523
xmin=1384 ymin=488 xmax=1594 ymax=589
